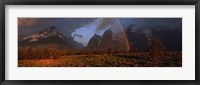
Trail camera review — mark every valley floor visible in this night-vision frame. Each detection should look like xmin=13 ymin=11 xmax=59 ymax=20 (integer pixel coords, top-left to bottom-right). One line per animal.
xmin=18 ymin=53 xmax=182 ymax=67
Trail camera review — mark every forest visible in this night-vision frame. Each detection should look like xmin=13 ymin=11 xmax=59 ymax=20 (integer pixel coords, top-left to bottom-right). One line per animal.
xmin=18 ymin=38 xmax=182 ymax=67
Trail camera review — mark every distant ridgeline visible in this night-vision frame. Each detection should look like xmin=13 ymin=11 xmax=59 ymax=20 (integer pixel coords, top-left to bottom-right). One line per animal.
xmin=18 ymin=25 xmax=182 ymax=53
xmin=125 ymin=25 xmax=182 ymax=52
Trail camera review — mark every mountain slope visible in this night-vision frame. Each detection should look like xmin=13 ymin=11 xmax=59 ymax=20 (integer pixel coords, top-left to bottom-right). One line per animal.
xmin=86 ymin=29 xmax=129 ymax=52
xmin=125 ymin=25 xmax=182 ymax=52
xmin=18 ymin=26 xmax=84 ymax=50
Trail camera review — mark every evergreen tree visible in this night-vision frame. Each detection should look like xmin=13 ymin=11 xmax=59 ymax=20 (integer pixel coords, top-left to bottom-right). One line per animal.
xmin=149 ymin=38 xmax=165 ymax=61
xmin=43 ymin=49 xmax=50 ymax=59
xmin=27 ymin=48 xmax=33 ymax=59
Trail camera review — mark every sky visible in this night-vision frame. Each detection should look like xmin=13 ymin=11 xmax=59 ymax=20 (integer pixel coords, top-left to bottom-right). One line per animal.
xmin=18 ymin=18 xmax=182 ymax=46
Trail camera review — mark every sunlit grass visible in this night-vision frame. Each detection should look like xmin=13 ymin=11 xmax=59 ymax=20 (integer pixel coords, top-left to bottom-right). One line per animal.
xmin=18 ymin=52 xmax=182 ymax=67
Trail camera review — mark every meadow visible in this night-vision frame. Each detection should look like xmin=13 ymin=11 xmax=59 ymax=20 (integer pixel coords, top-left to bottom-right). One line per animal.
xmin=18 ymin=52 xmax=182 ymax=67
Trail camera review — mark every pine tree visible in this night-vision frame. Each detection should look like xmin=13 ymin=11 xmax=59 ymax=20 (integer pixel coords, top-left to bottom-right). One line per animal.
xmin=149 ymin=38 xmax=165 ymax=61
xmin=107 ymin=48 xmax=112 ymax=55
xmin=27 ymin=48 xmax=33 ymax=59
xmin=43 ymin=49 xmax=50 ymax=59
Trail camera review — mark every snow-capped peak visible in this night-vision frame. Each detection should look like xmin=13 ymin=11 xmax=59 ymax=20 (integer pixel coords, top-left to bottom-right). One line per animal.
xmin=19 ymin=26 xmax=65 ymax=42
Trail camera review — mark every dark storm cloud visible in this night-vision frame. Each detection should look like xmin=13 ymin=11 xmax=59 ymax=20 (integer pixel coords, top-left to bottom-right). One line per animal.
xmin=120 ymin=18 xmax=182 ymax=39
xmin=18 ymin=18 xmax=182 ymax=42
xmin=120 ymin=18 xmax=182 ymax=29
xmin=18 ymin=18 xmax=96 ymax=38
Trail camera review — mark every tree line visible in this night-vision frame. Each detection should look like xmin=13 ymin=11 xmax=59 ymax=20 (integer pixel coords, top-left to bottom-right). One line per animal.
xmin=18 ymin=38 xmax=180 ymax=60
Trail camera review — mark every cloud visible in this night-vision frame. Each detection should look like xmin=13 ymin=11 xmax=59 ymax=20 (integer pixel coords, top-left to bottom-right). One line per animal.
xmin=142 ymin=29 xmax=153 ymax=40
xmin=72 ymin=33 xmax=83 ymax=38
xmin=18 ymin=18 xmax=96 ymax=37
xmin=71 ymin=19 xmax=102 ymax=46
xmin=18 ymin=18 xmax=40 ymax=28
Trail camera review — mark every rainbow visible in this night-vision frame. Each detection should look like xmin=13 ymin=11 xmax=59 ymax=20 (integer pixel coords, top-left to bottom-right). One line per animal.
xmin=116 ymin=19 xmax=131 ymax=51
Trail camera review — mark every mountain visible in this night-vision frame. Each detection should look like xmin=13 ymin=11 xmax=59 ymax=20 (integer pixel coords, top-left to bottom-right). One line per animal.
xmin=151 ymin=28 xmax=182 ymax=51
xmin=86 ymin=29 xmax=129 ymax=52
xmin=126 ymin=27 xmax=149 ymax=52
xmin=125 ymin=25 xmax=182 ymax=52
xmin=86 ymin=34 xmax=101 ymax=50
xmin=18 ymin=26 xmax=84 ymax=50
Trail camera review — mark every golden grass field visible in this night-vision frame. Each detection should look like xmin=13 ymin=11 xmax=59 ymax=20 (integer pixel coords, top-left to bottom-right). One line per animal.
xmin=18 ymin=53 xmax=182 ymax=67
